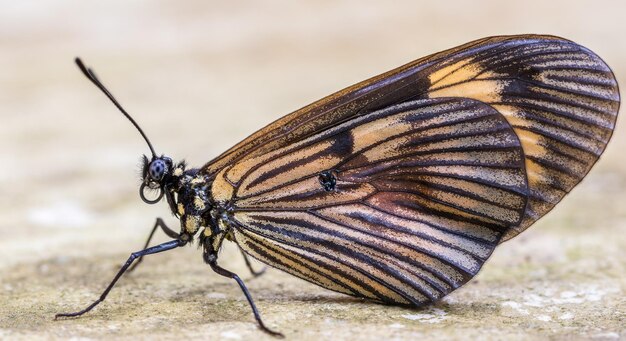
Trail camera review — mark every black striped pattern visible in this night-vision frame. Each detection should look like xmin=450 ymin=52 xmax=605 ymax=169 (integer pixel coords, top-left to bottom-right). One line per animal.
xmin=201 ymin=35 xmax=619 ymax=306
xmin=211 ymin=98 xmax=529 ymax=305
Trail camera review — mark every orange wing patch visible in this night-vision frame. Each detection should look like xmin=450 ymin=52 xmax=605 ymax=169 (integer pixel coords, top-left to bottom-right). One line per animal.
xmin=423 ymin=39 xmax=619 ymax=239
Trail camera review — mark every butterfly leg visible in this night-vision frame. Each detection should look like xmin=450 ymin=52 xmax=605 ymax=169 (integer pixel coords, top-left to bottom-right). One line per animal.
xmin=55 ymin=239 xmax=186 ymax=319
xmin=239 ymin=248 xmax=267 ymax=278
xmin=128 ymin=218 xmax=179 ymax=272
xmin=204 ymin=253 xmax=283 ymax=338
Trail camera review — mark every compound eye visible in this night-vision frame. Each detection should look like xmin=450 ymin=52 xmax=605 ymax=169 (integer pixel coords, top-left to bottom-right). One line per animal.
xmin=148 ymin=159 xmax=167 ymax=181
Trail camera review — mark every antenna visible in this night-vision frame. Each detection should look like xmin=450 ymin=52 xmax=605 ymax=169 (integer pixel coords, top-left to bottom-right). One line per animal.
xmin=75 ymin=58 xmax=157 ymax=158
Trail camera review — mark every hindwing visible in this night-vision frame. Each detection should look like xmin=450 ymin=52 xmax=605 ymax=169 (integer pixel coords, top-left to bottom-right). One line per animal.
xmin=211 ymin=98 xmax=529 ymax=305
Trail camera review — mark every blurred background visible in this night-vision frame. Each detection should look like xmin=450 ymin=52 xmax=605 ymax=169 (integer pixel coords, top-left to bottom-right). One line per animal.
xmin=0 ymin=1 xmax=624 ymax=340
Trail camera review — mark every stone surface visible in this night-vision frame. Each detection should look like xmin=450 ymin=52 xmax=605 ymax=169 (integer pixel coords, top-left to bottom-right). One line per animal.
xmin=0 ymin=1 xmax=624 ymax=340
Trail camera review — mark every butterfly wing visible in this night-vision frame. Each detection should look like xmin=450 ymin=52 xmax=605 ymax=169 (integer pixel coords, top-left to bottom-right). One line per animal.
xmin=210 ymin=97 xmax=529 ymax=305
xmin=202 ymin=35 xmax=619 ymax=240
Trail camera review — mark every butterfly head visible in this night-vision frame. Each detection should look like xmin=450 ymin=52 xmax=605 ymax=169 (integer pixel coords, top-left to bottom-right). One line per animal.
xmin=140 ymin=155 xmax=175 ymax=204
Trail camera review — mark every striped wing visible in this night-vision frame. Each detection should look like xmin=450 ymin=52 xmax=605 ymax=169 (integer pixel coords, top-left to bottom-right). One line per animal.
xmin=201 ymin=35 xmax=619 ymax=241
xmin=211 ymin=97 xmax=529 ymax=305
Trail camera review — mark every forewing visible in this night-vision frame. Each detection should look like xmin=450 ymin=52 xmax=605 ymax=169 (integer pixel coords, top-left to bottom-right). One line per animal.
xmin=211 ymin=98 xmax=529 ymax=305
xmin=202 ymin=35 xmax=619 ymax=240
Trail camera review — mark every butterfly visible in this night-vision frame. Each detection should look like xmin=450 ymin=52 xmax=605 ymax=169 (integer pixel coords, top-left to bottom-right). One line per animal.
xmin=56 ymin=35 xmax=620 ymax=337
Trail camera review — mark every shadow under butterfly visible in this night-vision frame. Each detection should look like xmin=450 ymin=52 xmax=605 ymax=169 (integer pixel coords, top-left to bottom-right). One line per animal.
xmin=56 ymin=35 xmax=620 ymax=337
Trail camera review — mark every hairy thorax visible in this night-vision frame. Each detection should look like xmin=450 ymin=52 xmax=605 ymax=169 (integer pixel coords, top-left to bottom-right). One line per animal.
xmin=166 ymin=164 xmax=209 ymax=234
xmin=170 ymin=164 xmax=232 ymax=256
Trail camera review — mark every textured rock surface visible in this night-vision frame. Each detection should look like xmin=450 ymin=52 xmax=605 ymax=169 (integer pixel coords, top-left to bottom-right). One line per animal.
xmin=0 ymin=1 xmax=624 ymax=340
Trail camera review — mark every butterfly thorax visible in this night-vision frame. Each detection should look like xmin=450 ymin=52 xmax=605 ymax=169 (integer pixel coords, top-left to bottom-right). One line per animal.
xmin=164 ymin=163 xmax=212 ymax=237
xmin=165 ymin=163 xmax=233 ymax=257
